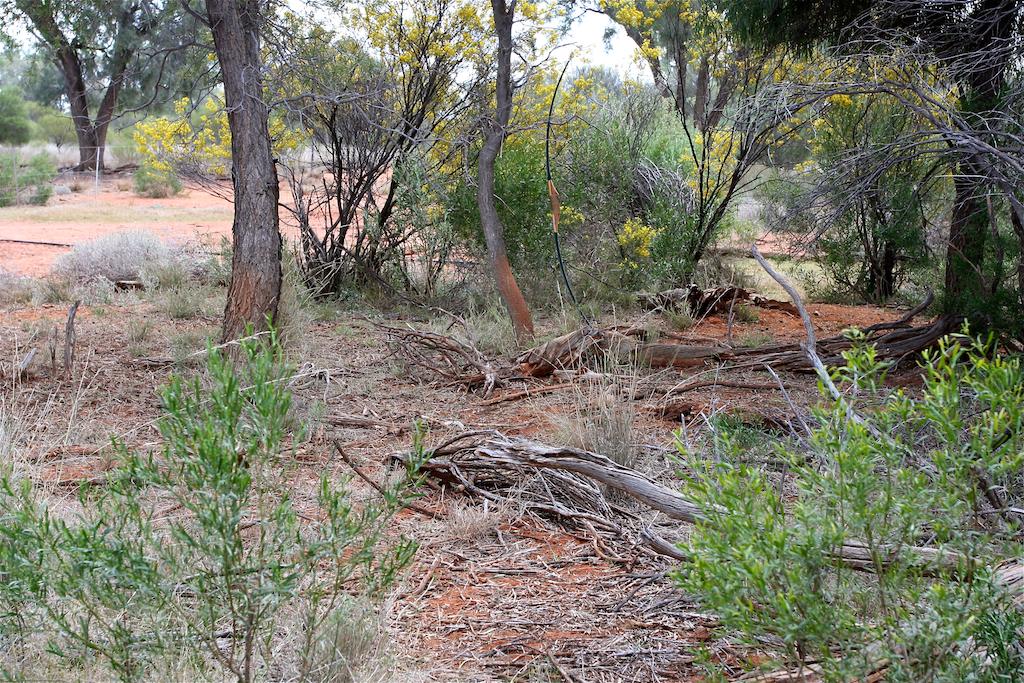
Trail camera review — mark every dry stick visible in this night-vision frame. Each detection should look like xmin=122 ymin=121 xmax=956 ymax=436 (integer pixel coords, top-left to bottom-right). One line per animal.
xmin=750 ymin=246 xmax=878 ymax=436
xmin=663 ymin=379 xmax=776 ymax=395
xmin=332 ymin=442 xmax=436 ymax=518
xmin=763 ymin=363 xmax=813 ymax=440
xmin=49 ymin=325 xmax=58 ymax=376
xmin=16 ymin=349 xmax=36 ymax=378
xmin=63 ymin=300 xmax=80 ymax=379
xmin=726 ymin=286 xmax=740 ymax=347
xmin=861 ymin=290 xmax=934 ymax=333
xmin=479 ymin=382 xmax=574 ymax=406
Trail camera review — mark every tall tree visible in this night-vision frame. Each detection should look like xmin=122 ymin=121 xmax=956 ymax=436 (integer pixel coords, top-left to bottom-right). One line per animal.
xmin=478 ymin=0 xmax=535 ymax=341
xmin=722 ymin=0 xmax=1024 ymax=322
xmin=203 ymin=0 xmax=282 ymax=341
xmin=1 ymin=1 xmax=183 ymax=170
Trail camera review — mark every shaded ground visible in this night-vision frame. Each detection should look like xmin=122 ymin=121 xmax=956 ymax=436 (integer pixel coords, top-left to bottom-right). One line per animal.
xmin=0 ymin=287 xmax=906 ymax=680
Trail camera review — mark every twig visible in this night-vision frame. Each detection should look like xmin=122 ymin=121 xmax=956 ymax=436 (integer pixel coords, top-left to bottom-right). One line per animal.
xmin=763 ymin=363 xmax=813 ymax=440
xmin=333 ymin=442 xmax=436 ymax=518
xmin=63 ymin=300 xmax=80 ymax=379
xmin=479 ymin=382 xmax=573 ymax=405
xmin=750 ymin=245 xmax=878 ymax=435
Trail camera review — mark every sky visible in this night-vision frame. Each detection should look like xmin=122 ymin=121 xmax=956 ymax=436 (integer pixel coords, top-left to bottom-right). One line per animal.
xmin=4 ymin=3 xmax=649 ymax=83
xmin=559 ymin=10 xmax=650 ymax=81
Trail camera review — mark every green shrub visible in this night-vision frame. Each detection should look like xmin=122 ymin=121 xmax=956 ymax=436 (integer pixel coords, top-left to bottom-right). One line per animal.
xmin=676 ymin=334 xmax=1024 ymax=680
xmin=0 ymin=89 xmax=31 ymax=145
xmin=0 ymin=151 xmax=55 ymax=207
xmin=448 ymin=139 xmax=553 ymax=268
xmin=0 ymin=333 xmax=419 ymax=682
xmin=26 ymin=103 xmax=76 ymax=151
xmin=133 ymin=162 xmax=182 ymax=198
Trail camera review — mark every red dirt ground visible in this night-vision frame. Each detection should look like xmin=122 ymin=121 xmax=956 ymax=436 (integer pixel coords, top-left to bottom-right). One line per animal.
xmin=0 ymin=176 xmax=236 ymax=276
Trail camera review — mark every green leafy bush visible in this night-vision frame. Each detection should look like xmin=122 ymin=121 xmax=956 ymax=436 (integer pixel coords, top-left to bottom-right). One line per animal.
xmin=676 ymin=334 xmax=1024 ymax=680
xmin=34 ymin=111 xmax=76 ymax=150
xmin=0 ymin=151 xmax=55 ymax=207
xmin=0 ymin=333 xmax=419 ymax=681
xmin=133 ymin=161 xmax=182 ymax=198
xmin=0 ymin=88 xmax=31 ymax=145
xmin=449 ymin=139 xmax=554 ymax=269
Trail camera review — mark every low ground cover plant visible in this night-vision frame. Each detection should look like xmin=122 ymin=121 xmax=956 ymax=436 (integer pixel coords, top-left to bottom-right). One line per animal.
xmin=0 ymin=332 xmax=419 ymax=682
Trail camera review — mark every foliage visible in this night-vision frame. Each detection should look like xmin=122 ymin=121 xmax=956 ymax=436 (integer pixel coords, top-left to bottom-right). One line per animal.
xmin=278 ymin=0 xmax=491 ymax=297
xmin=133 ymin=160 xmax=182 ymax=198
xmin=0 ymin=150 xmax=53 ymax=206
xmin=0 ymin=334 xmax=419 ymax=682
xmin=786 ymin=90 xmax=945 ymax=302
xmin=0 ymin=87 xmax=30 ymax=144
xmin=449 ymin=138 xmax=557 ymax=268
xmin=134 ymin=96 xmax=303 ymax=179
xmin=677 ymin=334 xmax=1024 ymax=680
xmin=28 ymin=104 xmax=76 ymax=149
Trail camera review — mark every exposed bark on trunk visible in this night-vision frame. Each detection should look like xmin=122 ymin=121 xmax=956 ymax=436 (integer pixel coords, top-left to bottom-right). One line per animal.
xmin=478 ymin=0 xmax=534 ymax=342
xmin=206 ymin=0 xmax=283 ymax=342
xmin=944 ymin=174 xmax=989 ymax=315
xmin=1009 ymin=198 xmax=1024 ymax=311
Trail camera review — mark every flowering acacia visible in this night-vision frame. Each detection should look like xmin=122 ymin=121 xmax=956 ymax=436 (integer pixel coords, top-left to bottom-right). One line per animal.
xmin=133 ymin=96 xmax=304 ymax=181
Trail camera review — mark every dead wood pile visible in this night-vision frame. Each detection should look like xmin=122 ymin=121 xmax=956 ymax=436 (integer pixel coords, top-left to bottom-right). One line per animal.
xmin=638 ymin=284 xmax=799 ymax=317
xmin=391 ymin=429 xmax=1024 ymax=681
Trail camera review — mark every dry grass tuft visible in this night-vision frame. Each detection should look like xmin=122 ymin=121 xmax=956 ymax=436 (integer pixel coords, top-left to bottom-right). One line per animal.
xmin=439 ymin=498 xmax=506 ymax=543
xmin=554 ymin=358 xmax=640 ymax=471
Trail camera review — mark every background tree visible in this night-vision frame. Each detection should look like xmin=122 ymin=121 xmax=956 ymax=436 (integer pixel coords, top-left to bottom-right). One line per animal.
xmin=765 ymin=90 xmax=947 ymax=303
xmin=0 ymin=0 xmax=191 ymax=170
xmin=477 ymin=0 xmax=535 ymax=340
xmin=722 ymin=0 xmax=1024 ymax=324
xmin=274 ymin=0 xmax=487 ymax=297
xmin=591 ymin=1 xmax=816 ymax=277
xmin=0 ymin=88 xmax=31 ymax=145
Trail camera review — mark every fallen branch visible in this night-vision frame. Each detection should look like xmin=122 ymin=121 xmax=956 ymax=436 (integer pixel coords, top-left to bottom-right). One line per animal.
xmin=638 ymin=285 xmax=799 ymax=318
xmin=479 ymin=382 xmax=574 ymax=405
xmin=408 ymin=431 xmax=1002 ymax=579
xmin=380 ymin=323 xmax=504 ymax=396
xmin=334 ymin=442 xmax=436 ymax=518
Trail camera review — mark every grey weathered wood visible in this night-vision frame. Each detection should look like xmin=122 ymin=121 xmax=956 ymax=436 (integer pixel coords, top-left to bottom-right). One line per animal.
xmin=63 ymin=300 xmax=80 ymax=378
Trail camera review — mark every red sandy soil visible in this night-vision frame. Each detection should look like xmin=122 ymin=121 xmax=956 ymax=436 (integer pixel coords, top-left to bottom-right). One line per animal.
xmin=0 ymin=175 xmax=234 ymax=276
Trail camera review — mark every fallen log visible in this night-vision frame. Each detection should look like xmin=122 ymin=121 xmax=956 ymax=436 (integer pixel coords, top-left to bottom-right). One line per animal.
xmin=409 ymin=431 xmax=1001 ymax=579
xmin=638 ymin=285 xmax=799 ymax=318
xmin=516 ymin=328 xmax=729 ymax=377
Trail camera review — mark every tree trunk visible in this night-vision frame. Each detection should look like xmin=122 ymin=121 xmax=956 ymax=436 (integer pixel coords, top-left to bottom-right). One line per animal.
xmin=207 ymin=0 xmax=283 ymax=342
xmin=693 ymin=55 xmax=709 ymax=129
xmin=941 ymin=0 xmax=1015 ymax=321
xmin=56 ymin=46 xmax=103 ymax=172
xmin=943 ymin=174 xmax=988 ymax=315
xmin=478 ymin=0 xmax=534 ymax=342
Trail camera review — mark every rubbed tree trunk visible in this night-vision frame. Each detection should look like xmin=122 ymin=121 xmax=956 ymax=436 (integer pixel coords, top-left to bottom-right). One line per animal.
xmin=206 ymin=0 xmax=282 ymax=341
xmin=478 ymin=0 xmax=534 ymax=342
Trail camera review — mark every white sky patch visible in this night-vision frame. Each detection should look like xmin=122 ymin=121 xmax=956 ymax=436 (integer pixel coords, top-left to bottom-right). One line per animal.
xmin=558 ymin=10 xmax=651 ymax=81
